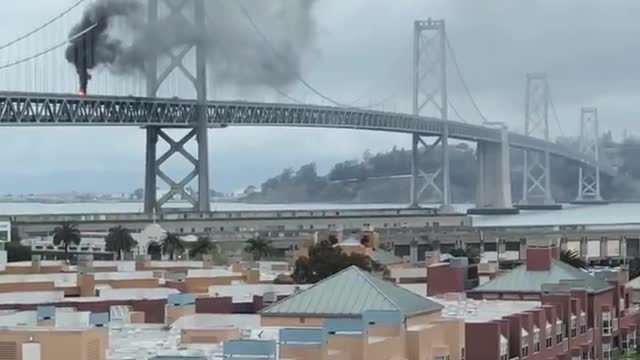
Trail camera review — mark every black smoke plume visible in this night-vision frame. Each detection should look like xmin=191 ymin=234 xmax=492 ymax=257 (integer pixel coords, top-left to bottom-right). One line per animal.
xmin=66 ymin=0 xmax=317 ymax=93
xmin=65 ymin=0 xmax=141 ymax=94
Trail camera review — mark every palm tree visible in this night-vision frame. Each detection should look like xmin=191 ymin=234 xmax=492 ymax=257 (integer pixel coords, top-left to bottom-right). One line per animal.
xmin=560 ymin=249 xmax=587 ymax=269
xmin=189 ymin=236 xmax=218 ymax=260
xmin=244 ymin=236 xmax=275 ymax=261
xmin=105 ymin=226 xmax=137 ymax=260
xmin=161 ymin=232 xmax=184 ymax=261
xmin=52 ymin=222 xmax=81 ymax=262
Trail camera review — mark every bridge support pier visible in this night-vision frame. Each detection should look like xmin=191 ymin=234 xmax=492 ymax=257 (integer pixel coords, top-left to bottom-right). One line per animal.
xmin=142 ymin=0 xmax=210 ymax=213
xmin=518 ymin=73 xmax=560 ymax=210
xmin=411 ymin=19 xmax=452 ymax=212
xmin=573 ymin=107 xmax=606 ymax=204
xmin=468 ymin=129 xmax=518 ymax=215
xmin=143 ymin=127 xmax=158 ymax=214
xmin=410 ymin=134 xmax=449 ymax=209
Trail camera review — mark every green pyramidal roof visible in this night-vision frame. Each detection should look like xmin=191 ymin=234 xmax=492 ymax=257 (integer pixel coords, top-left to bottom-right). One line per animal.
xmin=260 ymin=266 xmax=442 ymax=317
xmin=468 ymin=260 xmax=611 ymax=294
xmin=372 ymin=249 xmax=405 ymax=265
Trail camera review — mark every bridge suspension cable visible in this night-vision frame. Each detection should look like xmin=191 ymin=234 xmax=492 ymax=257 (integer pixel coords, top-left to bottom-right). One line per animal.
xmin=235 ymin=0 xmax=384 ymax=111
xmin=548 ymin=86 xmax=565 ymax=138
xmin=0 ymin=0 xmax=86 ymax=52
xmin=448 ymin=101 xmax=468 ymax=123
xmin=0 ymin=24 xmax=97 ymax=71
xmin=445 ymin=35 xmax=490 ymax=124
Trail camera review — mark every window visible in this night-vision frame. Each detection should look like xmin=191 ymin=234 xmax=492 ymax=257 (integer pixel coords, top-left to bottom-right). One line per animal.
xmin=521 ymin=329 xmax=529 ymax=358
xmin=582 ymin=351 xmax=589 ymax=360
xmin=631 ymin=330 xmax=638 ymax=349
xmin=571 ymin=314 xmax=578 ymax=337
xmin=500 ymin=336 xmax=509 ymax=360
xmin=461 ymin=348 xmax=465 ymax=360
xmin=433 ymin=356 xmax=450 ymax=360
xmin=556 ymin=320 xmax=564 ymax=344
xmin=580 ymin=312 xmax=587 ymax=335
xmin=533 ymin=327 xmax=541 ymax=353
xmin=546 ymin=322 xmax=554 ymax=348
xmin=603 ymin=342 xmax=612 ymax=360
xmin=622 ymin=333 xmax=629 ymax=352
xmin=602 ymin=311 xmax=612 ymax=335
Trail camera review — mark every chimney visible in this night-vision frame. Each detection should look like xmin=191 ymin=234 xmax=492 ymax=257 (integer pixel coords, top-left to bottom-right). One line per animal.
xmin=425 ymin=250 xmax=441 ymax=267
xmin=427 ymin=258 xmax=469 ymax=296
xmin=135 ymin=254 xmax=150 ymax=271
xmin=77 ymin=254 xmax=94 ymax=274
xmin=526 ymin=246 xmax=555 ymax=271
xmin=77 ymin=273 xmax=95 ymax=297
xmin=31 ymin=255 xmax=42 ymax=273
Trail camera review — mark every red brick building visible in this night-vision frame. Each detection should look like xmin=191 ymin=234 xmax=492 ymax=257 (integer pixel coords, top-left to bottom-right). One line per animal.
xmin=430 ymin=245 xmax=640 ymax=359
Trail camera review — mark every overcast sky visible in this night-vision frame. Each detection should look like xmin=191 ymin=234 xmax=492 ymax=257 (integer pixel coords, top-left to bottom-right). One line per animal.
xmin=1 ymin=0 xmax=639 ymax=194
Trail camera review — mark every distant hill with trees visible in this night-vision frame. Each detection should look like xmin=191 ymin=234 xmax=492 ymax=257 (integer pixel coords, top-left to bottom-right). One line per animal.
xmin=245 ymin=136 xmax=640 ymax=204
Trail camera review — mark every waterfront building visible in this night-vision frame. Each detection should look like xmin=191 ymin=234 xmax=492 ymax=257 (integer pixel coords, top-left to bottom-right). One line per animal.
xmin=434 ymin=245 xmax=640 ymax=359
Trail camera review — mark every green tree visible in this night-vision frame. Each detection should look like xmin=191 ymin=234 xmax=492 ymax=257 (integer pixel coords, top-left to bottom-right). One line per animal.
xmin=560 ymin=249 xmax=587 ymax=269
xmin=244 ymin=237 xmax=275 ymax=261
xmin=292 ymin=240 xmax=384 ymax=284
xmin=189 ymin=236 xmax=218 ymax=260
xmin=52 ymin=222 xmax=81 ymax=261
xmin=5 ymin=241 xmax=31 ymax=262
xmin=629 ymin=258 xmax=640 ymax=280
xmin=105 ymin=226 xmax=137 ymax=260
xmin=448 ymin=246 xmax=480 ymax=264
xmin=161 ymin=233 xmax=184 ymax=261
xmin=132 ymin=188 xmax=144 ymax=201
xmin=622 ymin=351 xmax=640 ymax=359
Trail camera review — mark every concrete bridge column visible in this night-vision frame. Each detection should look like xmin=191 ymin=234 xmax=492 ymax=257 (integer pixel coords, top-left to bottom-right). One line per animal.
xmin=469 ymin=128 xmax=518 ymax=214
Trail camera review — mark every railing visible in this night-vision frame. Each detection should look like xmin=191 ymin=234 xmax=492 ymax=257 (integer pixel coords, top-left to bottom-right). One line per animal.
xmin=0 ymin=92 xmax=611 ymax=173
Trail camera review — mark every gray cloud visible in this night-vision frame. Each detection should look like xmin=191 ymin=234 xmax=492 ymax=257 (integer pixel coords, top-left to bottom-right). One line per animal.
xmin=1 ymin=0 xmax=640 ymax=193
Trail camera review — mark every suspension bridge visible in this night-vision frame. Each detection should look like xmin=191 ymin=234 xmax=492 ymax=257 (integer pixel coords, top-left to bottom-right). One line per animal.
xmin=0 ymin=0 xmax=612 ymax=215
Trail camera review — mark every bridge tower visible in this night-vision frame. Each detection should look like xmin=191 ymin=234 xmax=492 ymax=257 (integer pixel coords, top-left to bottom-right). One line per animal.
xmin=519 ymin=73 xmax=556 ymax=208
xmin=411 ymin=18 xmax=451 ymax=210
xmin=144 ymin=0 xmax=210 ymax=214
xmin=575 ymin=107 xmax=602 ymax=202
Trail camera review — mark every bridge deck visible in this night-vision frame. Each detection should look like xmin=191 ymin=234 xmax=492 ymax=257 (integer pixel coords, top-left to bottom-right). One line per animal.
xmin=0 ymin=91 xmax=612 ymax=173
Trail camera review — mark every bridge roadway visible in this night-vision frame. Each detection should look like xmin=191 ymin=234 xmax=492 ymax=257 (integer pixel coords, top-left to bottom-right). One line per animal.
xmin=0 ymin=91 xmax=613 ymax=174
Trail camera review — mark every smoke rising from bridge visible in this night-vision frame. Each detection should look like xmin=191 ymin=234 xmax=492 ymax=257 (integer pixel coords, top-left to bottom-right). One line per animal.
xmin=65 ymin=0 xmax=317 ymax=93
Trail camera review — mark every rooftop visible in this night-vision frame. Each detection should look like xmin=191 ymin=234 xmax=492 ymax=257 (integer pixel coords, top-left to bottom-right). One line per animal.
xmin=261 ymin=266 xmax=442 ymax=318
xmin=372 ymin=249 xmax=405 ymax=266
xmin=431 ymin=296 xmax=541 ymax=323
xmin=468 ymin=259 xmax=611 ymax=294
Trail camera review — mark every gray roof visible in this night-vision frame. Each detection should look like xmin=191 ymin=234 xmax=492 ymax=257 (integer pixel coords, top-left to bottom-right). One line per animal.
xmin=260 ymin=266 xmax=442 ymax=317
xmin=468 ymin=260 xmax=611 ymax=294
xmin=372 ymin=249 xmax=405 ymax=265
